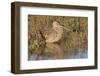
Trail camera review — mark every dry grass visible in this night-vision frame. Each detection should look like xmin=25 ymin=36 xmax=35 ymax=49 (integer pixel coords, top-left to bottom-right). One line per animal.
xmin=28 ymin=15 xmax=88 ymax=54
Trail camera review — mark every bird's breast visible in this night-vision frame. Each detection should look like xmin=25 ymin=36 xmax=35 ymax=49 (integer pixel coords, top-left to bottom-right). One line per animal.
xmin=45 ymin=27 xmax=63 ymax=43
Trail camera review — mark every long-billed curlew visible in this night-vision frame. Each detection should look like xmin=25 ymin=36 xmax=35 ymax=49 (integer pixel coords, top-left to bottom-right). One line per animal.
xmin=44 ymin=21 xmax=72 ymax=43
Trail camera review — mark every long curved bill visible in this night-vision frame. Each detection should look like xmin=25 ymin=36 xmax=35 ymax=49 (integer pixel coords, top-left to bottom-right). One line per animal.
xmin=61 ymin=26 xmax=72 ymax=32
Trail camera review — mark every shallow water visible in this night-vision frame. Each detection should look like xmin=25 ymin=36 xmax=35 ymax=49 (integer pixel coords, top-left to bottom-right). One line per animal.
xmin=28 ymin=43 xmax=88 ymax=60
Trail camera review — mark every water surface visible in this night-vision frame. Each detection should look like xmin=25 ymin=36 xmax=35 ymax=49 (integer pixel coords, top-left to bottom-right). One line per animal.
xmin=28 ymin=43 xmax=88 ymax=60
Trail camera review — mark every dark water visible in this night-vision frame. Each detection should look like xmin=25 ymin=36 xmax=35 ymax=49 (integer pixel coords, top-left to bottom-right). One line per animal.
xmin=28 ymin=43 xmax=88 ymax=60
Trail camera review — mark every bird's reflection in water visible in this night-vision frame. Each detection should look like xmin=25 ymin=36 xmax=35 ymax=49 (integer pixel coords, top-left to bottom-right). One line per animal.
xmin=28 ymin=43 xmax=64 ymax=60
xmin=44 ymin=43 xmax=64 ymax=59
xmin=28 ymin=43 xmax=88 ymax=60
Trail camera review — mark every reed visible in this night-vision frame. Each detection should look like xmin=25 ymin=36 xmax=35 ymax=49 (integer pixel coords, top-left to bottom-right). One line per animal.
xmin=28 ymin=15 xmax=88 ymax=53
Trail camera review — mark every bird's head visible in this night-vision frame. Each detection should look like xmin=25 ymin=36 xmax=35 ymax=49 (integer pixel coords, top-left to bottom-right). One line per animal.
xmin=52 ymin=21 xmax=61 ymax=28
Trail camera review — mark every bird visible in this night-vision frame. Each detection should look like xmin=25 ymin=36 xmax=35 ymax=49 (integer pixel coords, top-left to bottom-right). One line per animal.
xmin=44 ymin=21 xmax=72 ymax=43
